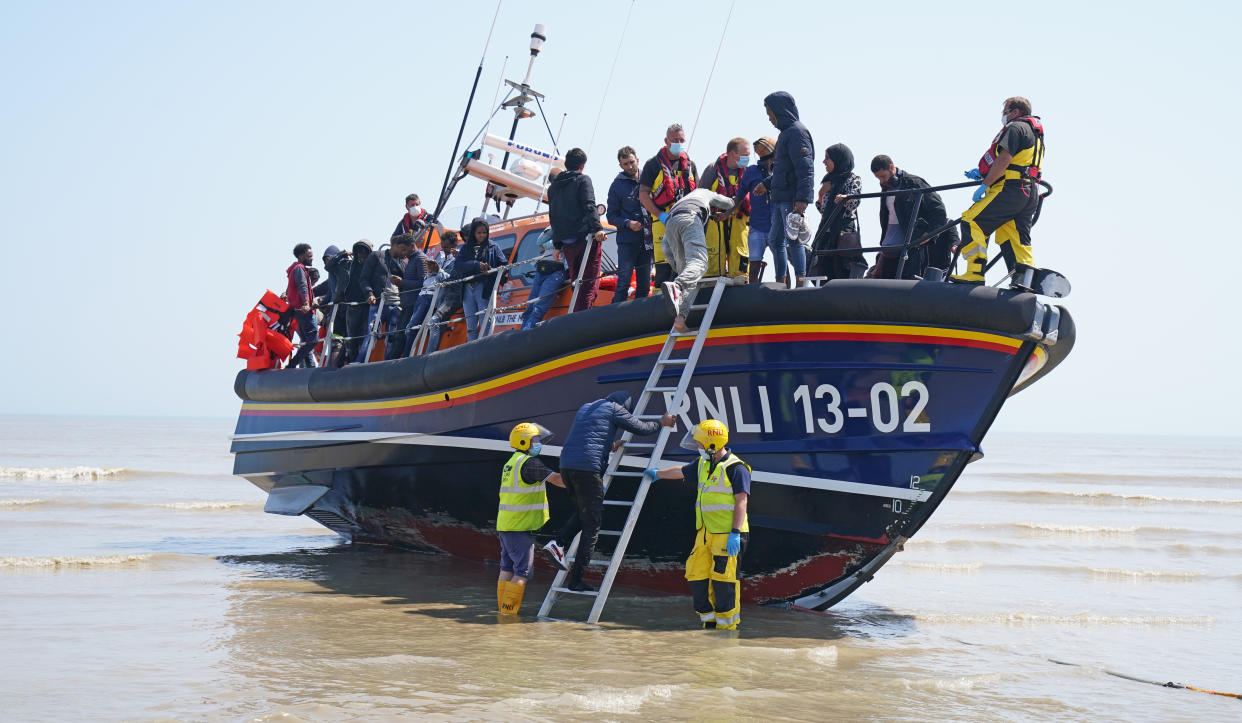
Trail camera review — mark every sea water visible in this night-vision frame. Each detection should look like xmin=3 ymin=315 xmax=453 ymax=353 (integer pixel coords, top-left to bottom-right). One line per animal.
xmin=1 ymin=416 xmax=1239 ymax=721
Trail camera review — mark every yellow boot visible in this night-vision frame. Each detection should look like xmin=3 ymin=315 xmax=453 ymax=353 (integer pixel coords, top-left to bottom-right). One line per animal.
xmin=497 ymin=580 xmax=507 ymax=612
xmin=499 ymin=581 xmax=525 ymax=615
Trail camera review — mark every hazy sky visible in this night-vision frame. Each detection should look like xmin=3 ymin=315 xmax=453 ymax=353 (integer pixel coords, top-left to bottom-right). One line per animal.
xmin=2 ymin=1 xmax=1238 ymax=437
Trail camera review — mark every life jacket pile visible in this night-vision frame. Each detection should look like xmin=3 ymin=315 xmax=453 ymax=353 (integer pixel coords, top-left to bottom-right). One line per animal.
xmin=977 ymin=115 xmax=1045 ymax=182
xmin=236 ymin=291 xmax=295 ymax=370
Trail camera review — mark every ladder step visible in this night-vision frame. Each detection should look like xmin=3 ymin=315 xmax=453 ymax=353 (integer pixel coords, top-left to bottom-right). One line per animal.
xmin=602 ymin=500 xmax=634 ymax=506
xmin=669 ymin=331 xmax=698 ymax=338
xmin=598 ymin=529 xmax=623 ymax=536
xmin=634 ymin=414 xmax=665 ymax=420
xmin=551 ymin=586 xmax=599 ymax=596
xmin=621 ymin=442 xmax=655 ymax=448
xmin=688 ymin=304 xmax=710 ymax=311
xmin=646 ymin=387 xmax=679 ymax=393
xmin=658 ymin=358 xmax=689 ymax=365
xmin=586 ymin=558 xmax=613 ymax=566
xmin=608 ymin=470 xmax=645 ymax=477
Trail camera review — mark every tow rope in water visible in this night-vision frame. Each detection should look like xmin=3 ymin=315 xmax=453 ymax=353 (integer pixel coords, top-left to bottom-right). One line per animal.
xmin=785 ymin=604 xmax=1240 ymax=701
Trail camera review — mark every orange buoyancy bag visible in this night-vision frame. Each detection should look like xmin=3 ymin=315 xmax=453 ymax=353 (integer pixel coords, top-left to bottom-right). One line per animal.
xmin=238 ymin=292 xmax=295 ymax=370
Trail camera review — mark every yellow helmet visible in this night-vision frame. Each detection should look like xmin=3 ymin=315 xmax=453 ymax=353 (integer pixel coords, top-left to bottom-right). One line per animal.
xmin=509 ymin=422 xmax=552 ymax=451
xmin=680 ymin=419 xmax=728 ymax=453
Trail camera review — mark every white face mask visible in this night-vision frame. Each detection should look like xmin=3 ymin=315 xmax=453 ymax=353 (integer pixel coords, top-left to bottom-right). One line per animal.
xmin=1001 ymin=113 xmax=1010 ymax=126
xmin=407 ymin=204 xmax=420 ymax=215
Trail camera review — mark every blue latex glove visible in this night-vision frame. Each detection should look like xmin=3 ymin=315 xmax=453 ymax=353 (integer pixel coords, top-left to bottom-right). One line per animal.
xmin=972 ymin=184 xmax=987 ymax=202
xmin=657 ymin=212 xmax=669 ymax=225
xmin=726 ymin=531 xmax=742 ymax=556
xmin=963 ymin=168 xmax=983 ymax=181
xmin=642 ymin=468 xmax=659 ymax=483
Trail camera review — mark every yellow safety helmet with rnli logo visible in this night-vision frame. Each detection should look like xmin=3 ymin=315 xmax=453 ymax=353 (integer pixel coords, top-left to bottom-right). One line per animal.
xmin=509 ymin=422 xmax=553 ymax=452
xmin=680 ymin=419 xmax=729 ymax=453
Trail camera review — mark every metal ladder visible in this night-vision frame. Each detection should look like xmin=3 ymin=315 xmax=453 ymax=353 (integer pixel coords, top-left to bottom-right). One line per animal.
xmin=538 ymin=276 xmax=729 ymax=624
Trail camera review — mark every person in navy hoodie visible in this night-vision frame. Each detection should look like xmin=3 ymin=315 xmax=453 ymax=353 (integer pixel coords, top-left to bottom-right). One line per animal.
xmin=605 ymin=146 xmax=652 ymax=302
xmin=755 ymin=92 xmax=815 ymax=286
xmin=453 ymin=218 xmax=505 ymax=341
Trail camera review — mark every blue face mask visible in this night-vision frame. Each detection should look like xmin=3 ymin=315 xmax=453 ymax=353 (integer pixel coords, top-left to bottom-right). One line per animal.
xmin=668 ymin=142 xmax=686 ymax=156
xmin=737 ymin=155 xmax=751 ymax=168
xmin=529 ymin=442 xmax=543 ymax=456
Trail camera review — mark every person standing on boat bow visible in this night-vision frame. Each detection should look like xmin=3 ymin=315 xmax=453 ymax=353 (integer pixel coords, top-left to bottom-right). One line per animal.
xmin=697 ymin=137 xmax=753 ymax=282
xmin=639 ymin=123 xmax=699 ymax=289
xmin=496 ymin=422 xmax=564 ymax=615
xmin=606 ymin=146 xmax=653 ymax=303
xmin=548 ymin=148 xmax=607 ymax=313
xmin=952 ymin=96 xmax=1045 ymax=285
xmin=754 ymin=92 xmax=815 ymax=287
xmin=542 ymin=391 xmax=676 ymax=591
xmin=644 ymin=419 xmax=751 ymax=630
xmin=659 ymin=188 xmax=743 ymax=334
xmin=285 ymin=243 xmax=319 ymax=368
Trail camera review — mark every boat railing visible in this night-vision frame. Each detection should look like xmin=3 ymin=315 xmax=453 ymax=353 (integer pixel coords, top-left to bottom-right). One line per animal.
xmin=812 ymin=178 xmax=1053 ymax=281
xmin=316 ymin=250 xmax=590 ymax=365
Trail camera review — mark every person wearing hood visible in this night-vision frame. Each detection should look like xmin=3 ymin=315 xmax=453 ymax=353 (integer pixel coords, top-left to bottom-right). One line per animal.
xmin=541 ymin=391 xmax=675 ymax=592
xmin=870 ymin=155 xmax=959 ymax=279
xmin=355 ymin=234 xmax=419 ymax=362
xmin=810 ymin=143 xmax=865 ymax=280
xmin=737 ymin=136 xmax=780 ymax=283
xmin=453 ymin=218 xmax=505 ymax=341
xmin=754 ymin=92 xmax=815 ymax=286
xmin=338 ymin=239 xmax=373 ymax=365
xmin=548 ymin=148 xmax=608 ymax=313
xmin=605 ymin=146 xmax=652 ymax=303
xmin=697 ymin=137 xmax=753 ymax=282
xmin=639 ymin=123 xmax=699 ymax=289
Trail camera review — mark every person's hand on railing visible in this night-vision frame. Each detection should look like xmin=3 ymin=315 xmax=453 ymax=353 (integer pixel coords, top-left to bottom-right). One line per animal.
xmin=964 ymin=168 xmax=983 ymax=181
xmin=478 ymin=263 xmax=490 ymax=273
xmin=593 ymin=230 xmax=607 ymax=242
xmin=834 ymin=194 xmax=848 ymax=205
xmin=367 ymin=294 xmax=377 ymax=305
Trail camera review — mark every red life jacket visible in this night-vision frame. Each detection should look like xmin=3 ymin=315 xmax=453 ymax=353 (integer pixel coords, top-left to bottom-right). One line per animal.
xmin=649 ymin=147 xmax=696 ymax=210
xmin=710 ymin=154 xmax=752 ymax=217
xmin=977 ymin=115 xmax=1045 ymax=181
xmin=286 ymin=262 xmax=310 ymax=308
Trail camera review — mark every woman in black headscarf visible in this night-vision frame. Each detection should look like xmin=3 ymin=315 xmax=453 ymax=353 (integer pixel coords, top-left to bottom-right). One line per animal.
xmin=811 ymin=143 xmax=865 ymax=280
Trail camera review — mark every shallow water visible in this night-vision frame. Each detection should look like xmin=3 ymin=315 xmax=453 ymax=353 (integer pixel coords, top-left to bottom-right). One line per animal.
xmin=1 ymin=417 xmax=1239 ymax=721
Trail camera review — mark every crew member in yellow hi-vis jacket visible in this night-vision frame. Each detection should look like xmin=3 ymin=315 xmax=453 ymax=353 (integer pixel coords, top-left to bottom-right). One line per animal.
xmin=698 ymin=138 xmax=753 ymax=280
xmin=495 ymin=422 xmax=564 ymax=615
xmin=639 ymin=123 xmax=699 ymax=289
xmin=643 ymin=419 xmax=751 ymax=630
xmin=953 ymin=96 xmax=1045 ymax=284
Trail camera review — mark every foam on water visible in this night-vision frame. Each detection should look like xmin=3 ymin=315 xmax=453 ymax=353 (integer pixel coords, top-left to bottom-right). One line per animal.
xmin=0 ymin=466 xmax=128 ymax=481
xmin=954 ymin=489 xmax=1242 ymax=506
xmin=0 ymin=553 xmax=157 ymax=569
xmin=0 ymin=498 xmax=49 ymax=507
xmin=913 ymin=613 xmax=1216 ymax=626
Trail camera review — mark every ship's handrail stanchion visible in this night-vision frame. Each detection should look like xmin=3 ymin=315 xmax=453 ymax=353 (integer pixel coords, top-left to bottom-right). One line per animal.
xmin=318 ymin=303 xmax=340 ymax=367
xmin=566 ymin=237 xmax=596 ymax=315
xmin=360 ymin=293 xmax=386 ymax=363
xmin=539 ymin=276 xmax=731 ymax=625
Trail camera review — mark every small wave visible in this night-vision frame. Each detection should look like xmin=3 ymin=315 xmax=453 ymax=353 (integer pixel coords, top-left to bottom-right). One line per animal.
xmin=1087 ymin=567 xmax=1205 ymax=582
xmin=986 ymin=471 xmax=1242 ymax=488
xmin=957 ymin=489 xmax=1242 ymax=506
xmin=0 ymin=466 xmax=127 ymax=482
xmin=900 ymin=672 xmax=1006 ymax=692
xmin=0 ymin=553 xmax=155 ymax=569
xmin=913 ymin=612 xmax=1215 ymax=626
xmin=1015 ymin=522 xmax=1139 ymax=536
xmin=892 ymin=561 xmax=983 ymax=573
xmin=509 ymin=684 xmax=687 ymax=715
xmin=155 ymin=501 xmax=259 ymax=511
xmin=0 ymin=498 xmax=49 ymax=507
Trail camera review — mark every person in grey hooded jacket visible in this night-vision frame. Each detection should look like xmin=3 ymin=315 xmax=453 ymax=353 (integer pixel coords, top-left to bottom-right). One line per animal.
xmin=756 ymin=91 xmax=815 ymax=285
xmin=543 ymin=391 xmax=675 ymax=590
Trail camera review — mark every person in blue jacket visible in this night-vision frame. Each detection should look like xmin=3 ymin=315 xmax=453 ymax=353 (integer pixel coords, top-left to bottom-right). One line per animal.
xmin=606 ymin=146 xmax=653 ymax=303
xmin=453 ymin=218 xmax=505 ymax=341
xmin=541 ymin=391 xmax=675 ymax=591
xmin=753 ymin=92 xmax=815 ymax=286
xmin=737 ymin=136 xmax=777 ymax=283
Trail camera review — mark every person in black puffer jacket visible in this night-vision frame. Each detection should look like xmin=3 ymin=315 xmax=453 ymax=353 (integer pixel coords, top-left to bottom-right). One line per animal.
xmin=548 ymin=148 xmax=608 ymax=312
xmin=542 ymin=391 xmax=675 ymax=591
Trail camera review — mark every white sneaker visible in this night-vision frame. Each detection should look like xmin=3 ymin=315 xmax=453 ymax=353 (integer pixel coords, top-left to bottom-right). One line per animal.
xmin=661 ymin=282 xmax=681 ymax=317
xmin=542 ymin=540 xmax=568 ymax=571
